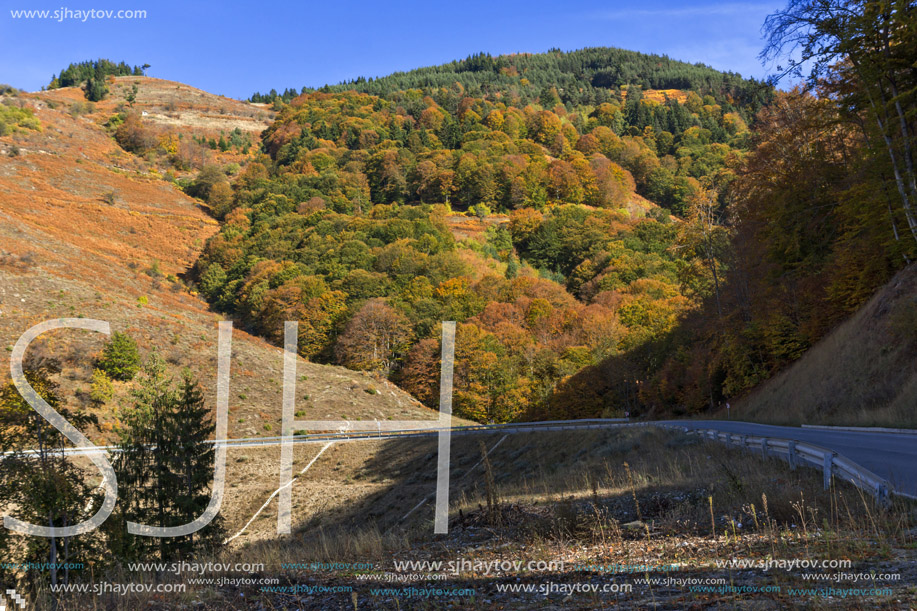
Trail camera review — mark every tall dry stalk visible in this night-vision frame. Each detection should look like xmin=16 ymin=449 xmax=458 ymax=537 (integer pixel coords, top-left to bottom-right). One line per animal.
xmin=479 ymin=440 xmax=501 ymax=526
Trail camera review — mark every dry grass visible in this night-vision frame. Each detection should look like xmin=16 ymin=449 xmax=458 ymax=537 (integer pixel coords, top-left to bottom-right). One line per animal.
xmin=43 ymin=427 xmax=917 ymax=609
xmin=38 ymin=76 xmax=274 ymax=139
xmin=444 ymin=213 xmax=510 ymax=242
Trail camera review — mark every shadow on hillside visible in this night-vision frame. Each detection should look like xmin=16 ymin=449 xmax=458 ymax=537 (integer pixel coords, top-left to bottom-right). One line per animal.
xmin=229 ymin=427 xmax=809 ymax=563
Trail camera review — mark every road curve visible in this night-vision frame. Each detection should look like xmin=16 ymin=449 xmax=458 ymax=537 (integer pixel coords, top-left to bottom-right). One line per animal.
xmin=9 ymin=417 xmax=914 ymax=498
xmin=662 ymin=420 xmax=917 ymax=498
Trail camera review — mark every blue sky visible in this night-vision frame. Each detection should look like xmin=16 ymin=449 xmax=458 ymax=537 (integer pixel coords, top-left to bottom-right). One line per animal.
xmin=0 ymin=1 xmax=785 ymax=98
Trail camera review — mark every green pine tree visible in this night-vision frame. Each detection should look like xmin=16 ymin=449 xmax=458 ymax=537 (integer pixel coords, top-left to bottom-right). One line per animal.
xmin=111 ymin=355 xmax=224 ymax=562
xmin=165 ymin=375 xmax=224 ymax=555
xmin=84 ymin=65 xmax=109 ymax=102
xmin=97 ymin=332 xmax=141 ymax=381
xmin=505 ymin=253 xmax=520 ymax=279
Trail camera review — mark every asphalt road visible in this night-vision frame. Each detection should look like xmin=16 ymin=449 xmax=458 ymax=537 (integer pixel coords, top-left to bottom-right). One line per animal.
xmin=663 ymin=420 xmax=917 ymax=498
xmin=10 ymin=417 xmax=915 ymax=498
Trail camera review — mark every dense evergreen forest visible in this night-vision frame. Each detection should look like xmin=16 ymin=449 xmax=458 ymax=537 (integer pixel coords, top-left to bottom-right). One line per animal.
xmin=251 ymin=47 xmax=772 ymax=111
xmin=200 ymin=14 xmax=917 ymax=424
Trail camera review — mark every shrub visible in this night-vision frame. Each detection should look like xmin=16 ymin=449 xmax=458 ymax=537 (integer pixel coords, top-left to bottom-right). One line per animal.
xmin=70 ymin=101 xmax=91 ymax=117
xmin=0 ymin=103 xmax=41 ymax=133
xmin=145 ymin=260 xmax=162 ymax=277
xmin=470 ymin=203 xmax=492 ymax=218
xmin=105 ymin=113 xmax=125 ymax=130
xmin=89 ymin=369 xmax=114 ymax=405
xmin=97 ymin=332 xmax=141 ymax=381
xmin=186 ymin=165 xmax=226 ymax=200
xmin=114 ymin=113 xmax=157 ymax=154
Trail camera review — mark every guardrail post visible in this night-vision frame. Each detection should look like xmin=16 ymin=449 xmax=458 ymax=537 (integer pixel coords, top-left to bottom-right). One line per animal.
xmin=876 ymin=483 xmax=890 ymax=507
xmin=761 ymin=438 xmax=768 ymax=458
xmin=787 ymin=441 xmax=796 ymax=471
xmin=742 ymin=435 xmax=748 ymax=449
xmin=823 ymin=452 xmax=836 ymax=490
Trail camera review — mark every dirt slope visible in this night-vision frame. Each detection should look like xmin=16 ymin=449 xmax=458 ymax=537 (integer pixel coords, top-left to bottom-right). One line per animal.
xmin=37 ymin=75 xmax=275 ymax=138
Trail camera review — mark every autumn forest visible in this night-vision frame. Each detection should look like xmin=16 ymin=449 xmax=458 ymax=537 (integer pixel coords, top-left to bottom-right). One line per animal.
xmin=88 ymin=6 xmax=915 ymax=425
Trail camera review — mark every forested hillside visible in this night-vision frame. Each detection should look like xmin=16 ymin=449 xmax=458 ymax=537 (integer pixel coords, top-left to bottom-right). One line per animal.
xmin=549 ymin=5 xmax=917 ymax=421
xmin=196 ymin=17 xmax=917 ymax=423
xmin=8 ymin=5 xmax=917 ymax=609
xmin=251 ymin=47 xmax=771 ymax=110
xmin=192 ymin=48 xmax=768 ymax=422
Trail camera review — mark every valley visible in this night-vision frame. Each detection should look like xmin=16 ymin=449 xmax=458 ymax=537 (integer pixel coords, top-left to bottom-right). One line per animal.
xmin=2 ymin=5 xmax=917 ymax=605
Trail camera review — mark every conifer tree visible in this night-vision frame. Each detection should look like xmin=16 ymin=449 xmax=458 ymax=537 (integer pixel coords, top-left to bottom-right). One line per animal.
xmin=84 ymin=63 xmax=109 ymax=102
xmin=97 ymin=332 xmax=141 ymax=381
xmin=111 ymin=355 xmax=224 ymax=561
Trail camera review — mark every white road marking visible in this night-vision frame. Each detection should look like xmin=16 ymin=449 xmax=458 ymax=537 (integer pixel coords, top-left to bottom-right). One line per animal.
xmin=223 ymin=442 xmax=334 ymax=545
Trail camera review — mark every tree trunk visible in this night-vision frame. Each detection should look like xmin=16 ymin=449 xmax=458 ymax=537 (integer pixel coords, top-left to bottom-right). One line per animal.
xmin=849 ymin=55 xmax=917 ymax=243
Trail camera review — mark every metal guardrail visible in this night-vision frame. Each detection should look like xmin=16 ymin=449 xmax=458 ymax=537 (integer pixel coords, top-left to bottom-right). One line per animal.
xmin=658 ymin=424 xmax=892 ymax=504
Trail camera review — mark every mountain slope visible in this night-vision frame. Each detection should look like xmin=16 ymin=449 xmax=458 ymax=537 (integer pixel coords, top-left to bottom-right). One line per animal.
xmin=40 ymin=75 xmax=275 ymax=140
xmin=194 ymin=46 xmax=774 ymax=424
xmin=260 ymin=47 xmax=772 ymax=112
xmin=734 ymin=264 xmax=917 ymax=427
xmin=0 ymin=84 xmax=454 ymax=443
